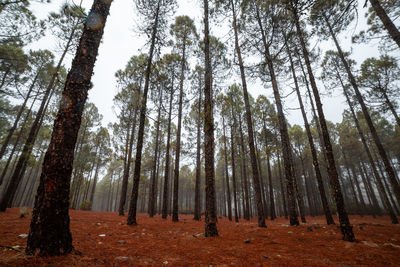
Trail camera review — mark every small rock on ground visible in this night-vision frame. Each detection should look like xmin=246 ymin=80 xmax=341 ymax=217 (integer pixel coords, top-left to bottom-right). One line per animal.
xmin=115 ymin=256 xmax=131 ymax=261
xmin=362 ymin=241 xmax=379 ymax=248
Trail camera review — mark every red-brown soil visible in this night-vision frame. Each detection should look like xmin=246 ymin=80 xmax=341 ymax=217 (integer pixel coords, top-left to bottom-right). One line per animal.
xmin=0 ymin=208 xmax=399 ymax=266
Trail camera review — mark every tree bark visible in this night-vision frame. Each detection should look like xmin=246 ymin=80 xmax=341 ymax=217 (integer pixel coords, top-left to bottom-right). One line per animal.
xmin=194 ymin=80 xmax=202 ymax=221
xmin=230 ymin=124 xmax=239 ymax=222
xmin=285 ymin=39 xmax=334 ymax=225
xmin=25 ymin=0 xmax=111 ymax=256
xmin=368 ymin=0 xmax=400 ymax=49
xmin=231 ymin=0 xmax=265 ymax=227
xmin=203 ymin=0 xmax=218 ymax=237
xmin=149 ymin=86 xmax=163 ymax=218
xmin=172 ymin=40 xmax=187 ymax=222
xmin=255 ymin=5 xmax=298 ymax=226
xmin=162 ymin=78 xmax=174 ymax=219
xmin=324 ymin=14 xmax=400 ymax=208
xmin=0 ymin=68 xmax=41 ymax=161
xmin=222 ymin=116 xmax=232 ymax=221
xmin=118 ymin=113 xmax=134 ymax=216
xmin=127 ymin=0 xmax=161 ymax=226
xmin=293 ymin=9 xmax=354 ymax=241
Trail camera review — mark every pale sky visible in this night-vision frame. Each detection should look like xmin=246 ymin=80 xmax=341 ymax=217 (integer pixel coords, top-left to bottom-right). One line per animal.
xmin=29 ymin=0 xmax=386 ymax=129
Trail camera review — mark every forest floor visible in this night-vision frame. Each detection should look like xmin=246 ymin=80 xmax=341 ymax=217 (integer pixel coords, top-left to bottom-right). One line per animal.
xmin=0 ymin=208 xmax=400 ymax=266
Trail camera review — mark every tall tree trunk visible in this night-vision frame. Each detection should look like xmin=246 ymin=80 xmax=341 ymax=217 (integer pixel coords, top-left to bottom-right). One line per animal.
xmin=293 ymin=9 xmax=354 ymax=241
xmin=368 ymin=0 xmax=400 ymax=49
xmin=231 ymin=0 xmax=265 ymax=227
xmin=358 ymin=161 xmax=378 ymax=217
xmin=238 ymin=116 xmax=250 ymax=220
xmin=285 ymin=39 xmax=334 ymax=225
xmin=342 ymin=149 xmax=361 ymax=213
xmin=255 ymin=6 xmax=298 ymax=226
xmin=266 ymin=154 xmax=276 ymax=220
xmin=277 ymin=153 xmax=288 ymax=219
xmin=88 ymin=149 xmax=101 ymax=209
xmin=0 ymin=68 xmax=41 ymax=161
xmin=203 ymin=0 xmax=218 ymax=237
xmin=292 ymin=156 xmax=306 ymax=223
xmin=351 ymin=164 xmax=367 ymax=214
xmin=162 ymin=81 xmax=174 ymax=219
xmin=127 ymin=0 xmax=161 ymax=226
xmin=222 ymin=116 xmax=232 ymax=221
xmin=0 ymin=21 xmax=76 ymax=212
xmin=172 ymin=41 xmax=187 ymax=222
xmin=324 ymin=14 xmax=400 ymax=207
xmin=25 ymin=0 xmax=111 ymax=256
xmin=337 ymin=73 xmax=398 ymax=222
xmin=0 ymin=75 xmax=57 ymax=211
xmin=149 ymin=86 xmax=163 ymax=217
xmin=382 ymin=91 xmax=400 ymax=128
xmin=119 ymin=107 xmax=138 ymax=215
xmin=0 ymin=93 xmax=38 ymax=185
xmin=230 ymin=124 xmax=239 ymax=222
xmin=194 ymin=81 xmax=202 ymax=221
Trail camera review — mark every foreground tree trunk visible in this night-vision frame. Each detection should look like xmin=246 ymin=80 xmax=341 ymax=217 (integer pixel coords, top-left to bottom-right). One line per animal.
xmin=25 ymin=0 xmax=112 ymax=256
xmin=203 ymin=0 xmax=218 ymax=237
xmin=292 ymin=7 xmax=354 ymax=241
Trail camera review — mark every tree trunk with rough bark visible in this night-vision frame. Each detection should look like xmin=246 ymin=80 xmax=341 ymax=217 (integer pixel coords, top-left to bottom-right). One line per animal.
xmin=230 ymin=124 xmax=239 ymax=222
xmin=203 ymin=0 xmax=218 ymax=237
xmin=293 ymin=8 xmax=354 ymax=241
xmin=222 ymin=116 xmax=232 ymax=221
xmin=162 ymin=80 xmax=174 ymax=219
xmin=127 ymin=0 xmax=161 ymax=226
xmin=285 ymin=39 xmax=334 ymax=225
xmin=25 ymin=0 xmax=111 ymax=256
xmin=231 ymin=0 xmax=265 ymax=227
xmin=323 ymin=14 xmax=400 ymax=208
xmin=194 ymin=79 xmax=202 ymax=221
xmin=368 ymin=0 xmax=400 ymax=49
xmin=149 ymin=86 xmax=163 ymax=217
xmin=255 ymin=6 xmax=298 ymax=226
